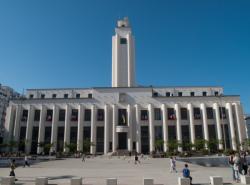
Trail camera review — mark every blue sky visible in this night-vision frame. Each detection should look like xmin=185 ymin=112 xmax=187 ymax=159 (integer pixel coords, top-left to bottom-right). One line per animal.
xmin=0 ymin=0 xmax=249 ymax=113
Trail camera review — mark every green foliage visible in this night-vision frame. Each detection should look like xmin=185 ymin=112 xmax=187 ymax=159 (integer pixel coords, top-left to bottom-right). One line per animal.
xmin=82 ymin=139 xmax=94 ymax=154
xmin=44 ymin=143 xmax=53 ymax=154
xmin=167 ymin=140 xmax=180 ymax=152
xmin=155 ymin=139 xmax=164 ymax=152
xmin=207 ymin=139 xmax=219 ymax=153
xmin=65 ymin=143 xmax=77 ymax=153
xmin=193 ymin=139 xmax=206 ymax=151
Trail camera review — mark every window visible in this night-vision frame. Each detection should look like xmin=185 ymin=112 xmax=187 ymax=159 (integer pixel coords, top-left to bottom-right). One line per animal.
xmin=141 ymin=110 xmax=148 ymax=121
xmin=34 ymin=110 xmax=40 ymax=121
xmin=29 ymin=94 xmax=34 ymax=99
xmin=193 ymin=108 xmax=201 ymax=119
xmin=118 ymin=109 xmax=127 ymax=125
xmin=21 ymin=110 xmax=28 ymax=122
xmin=206 ymin=107 xmax=214 ymax=119
xmin=166 ymin=92 xmax=170 ymax=97
xmin=190 ymin=92 xmax=195 ymax=96
xmin=219 ymin=107 xmax=227 ymax=119
xmin=52 ymin=94 xmax=56 ymax=98
xmin=214 ymin=91 xmax=219 ymax=96
xmin=76 ymin=94 xmax=80 ymax=98
xmin=97 ymin=109 xmax=104 ymax=121
xmin=88 ymin=93 xmax=92 ymax=98
xmin=58 ymin=109 xmax=65 ymax=121
xmin=178 ymin=92 xmax=182 ymax=97
xmin=64 ymin=94 xmax=68 ymax=98
xmin=154 ymin=108 xmax=161 ymax=120
xmin=41 ymin=94 xmax=45 ymax=99
xmin=46 ymin=109 xmax=53 ymax=121
xmin=181 ymin=108 xmax=188 ymax=120
xmin=84 ymin=109 xmax=91 ymax=121
xmin=167 ymin=108 xmax=176 ymax=120
xmin=203 ymin=91 xmax=207 ymax=96
xmin=71 ymin=109 xmax=78 ymax=121
xmin=120 ymin=38 xmax=127 ymax=44
xmin=153 ymin=92 xmax=158 ymax=97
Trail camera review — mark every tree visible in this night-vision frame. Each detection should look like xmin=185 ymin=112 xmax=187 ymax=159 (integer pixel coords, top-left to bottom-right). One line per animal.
xmin=44 ymin=143 xmax=53 ymax=154
xmin=155 ymin=139 xmax=164 ymax=153
xmin=167 ymin=140 xmax=179 ymax=152
xmin=207 ymin=139 xmax=219 ymax=153
xmin=82 ymin=139 xmax=94 ymax=154
xmin=193 ymin=139 xmax=206 ymax=151
xmin=65 ymin=143 xmax=77 ymax=153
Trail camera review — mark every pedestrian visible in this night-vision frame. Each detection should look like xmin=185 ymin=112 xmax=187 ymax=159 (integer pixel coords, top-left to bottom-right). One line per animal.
xmin=182 ymin=164 xmax=192 ymax=185
xmin=9 ymin=159 xmax=16 ymax=180
xmin=82 ymin=153 xmax=85 ymax=162
xmin=228 ymin=153 xmax=236 ymax=181
xmin=233 ymin=153 xmax=240 ymax=182
xmin=242 ymin=153 xmax=248 ymax=175
xmin=23 ymin=155 xmax=30 ymax=167
xmin=170 ymin=157 xmax=177 ymax=173
xmin=134 ymin=153 xmax=141 ymax=165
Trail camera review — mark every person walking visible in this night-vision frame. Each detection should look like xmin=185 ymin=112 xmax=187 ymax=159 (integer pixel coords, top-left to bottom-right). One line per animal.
xmin=134 ymin=153 xmax=141 ymax=165
xmin=182 ymin=164 xmax=192 ymax=185
xmin=233 ymin=153 xmax=241 ymax=182
xmin=170 ymin=157 xmax=177 ymax=173
xmin=228 ymin=154 xmax=236 ymax=181
xmin=23 ymin=155 xmax=30 ymax=167
xmin=82 ymin=153 xmax=85 ymax=162
xmin=242 ymin=153 xmax=248 ymax=175
xmin=9 ymin=159 xmax=17 ymax=180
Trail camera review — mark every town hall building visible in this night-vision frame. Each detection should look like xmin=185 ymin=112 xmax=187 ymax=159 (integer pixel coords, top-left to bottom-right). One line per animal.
xmin=4 ymin=17 xmax=247 ymax=154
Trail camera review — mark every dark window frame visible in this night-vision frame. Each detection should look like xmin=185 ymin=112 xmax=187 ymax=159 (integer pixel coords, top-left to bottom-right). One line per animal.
xmin=84 ymin=109 xmax=91 ymax=121
xmin=141 ymin=110 xmax=148 ymax=121
xmin=71 ymin=109 xmax=78 ymax=121
xmin=97 ymin=109 xmax=104 ymax=121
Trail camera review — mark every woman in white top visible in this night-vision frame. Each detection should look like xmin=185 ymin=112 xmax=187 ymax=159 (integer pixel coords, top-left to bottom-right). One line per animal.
xmin=233 ymin=153 xmax=240 ymax=182
xmin=170 ymin=157 xmax=177 ymax=173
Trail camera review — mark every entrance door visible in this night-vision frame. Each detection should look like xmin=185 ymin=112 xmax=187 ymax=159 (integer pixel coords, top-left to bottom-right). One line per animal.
xmin=118 ymin=133 xmax=127 ymax=150
xmin=141 ymin=126 xmax=149 ymax=154
xmin=96 ymin=127 xmax=104 ymax=153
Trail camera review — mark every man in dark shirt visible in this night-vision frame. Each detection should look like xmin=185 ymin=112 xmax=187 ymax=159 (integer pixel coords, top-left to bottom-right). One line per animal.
xmin=182 ymin=164 xmax=192 ymax=185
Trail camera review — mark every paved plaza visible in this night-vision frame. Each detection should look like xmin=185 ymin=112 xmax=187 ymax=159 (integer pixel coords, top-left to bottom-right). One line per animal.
xmin=0 ymin=156 xmax=235 ymax=185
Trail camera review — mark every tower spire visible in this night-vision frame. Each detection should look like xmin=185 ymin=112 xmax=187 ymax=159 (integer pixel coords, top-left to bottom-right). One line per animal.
xmin=112 ymin=17 xmax=136 ymax=87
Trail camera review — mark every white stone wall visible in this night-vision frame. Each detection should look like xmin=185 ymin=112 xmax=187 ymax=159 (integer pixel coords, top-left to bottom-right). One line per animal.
xmin=3 ymin=86 xmax=246 ymax=154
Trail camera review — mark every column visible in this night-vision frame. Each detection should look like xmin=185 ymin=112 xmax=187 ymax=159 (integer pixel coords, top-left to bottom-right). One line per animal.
xmin=127 ymin=32 xmax=134 ymax=87
xmin=77 ymin=104 xmax=84 ymax=152
xmin=112 ymin=104 xmax=117 ymax=153
xmin=148 ymin=104 xmax=155 ymax=153
xmin=13 ymin=105 xmax=22 ymax=142
xmin=200 ymin=103 xmax=209 ymax=149
xmin=161 ymin=104 xmax=168 ymax=152
xmin=234 ymin=103 xmax=246 ymax=149
xmin=90 ymin=105 xmax=96 ymax=154
xmin=135 ymin=104 xmax=141 ymax=153
xmin=5 ymin=105 xmax=16 ymax=143
xmin=37 ymin=105 xmax=46 ymax=154
xmin=226 ymin=103 xmax=237 ymax=151
xmin=213 ymin=103 xmax=223 ymax=150
xmin=64 ymin=104 xmax=71 ymax=152
xmin=127 ymin=104 xmax=133 ymax=152
xmin=104 ymin=104 xmax=110 ymax=154
xmin=175 ymin=103 xmax=182 ymax=152
xmin=188 ymin=103 xmax=195 ymax=149
xmin=51 ymin=105 xmax=59 ymax=152
xmin=25 ymin=105 xmax=34 ymax=154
